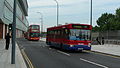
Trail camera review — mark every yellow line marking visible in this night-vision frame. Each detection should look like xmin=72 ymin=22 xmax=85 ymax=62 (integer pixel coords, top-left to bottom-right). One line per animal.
xmin=22 ymin=51 xmax=31 ymax=68
xmin=85 ymin=50 xmax=120 ymax=59
xmin=21 ymin=49 xmax=32 ymax=68
xmin=22 ymin=49 xmax=34 ymax=68
xmin=21 ymin=49 xmax=34 ymax=68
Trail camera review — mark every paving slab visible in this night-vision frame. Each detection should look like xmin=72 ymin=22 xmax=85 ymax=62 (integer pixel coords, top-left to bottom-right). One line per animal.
xmin=92 ymin=44 xmax=120 ymax=56
xmin=0 ymin=39 xmax=27 ymax=68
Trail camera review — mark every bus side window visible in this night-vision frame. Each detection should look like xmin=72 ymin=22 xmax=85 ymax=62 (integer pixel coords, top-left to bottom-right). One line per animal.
xmin=60 ymin=29 xmax=63 ymax=38
xmin=64 ymin=29 xmax=68 ymax=39
xmin=57 ymin=30 xmax=60 ymax=38
xmin=60 ymin=29 xmax=62 ymax=38
xmin=65 ymin=29 xmax=68 ymax=35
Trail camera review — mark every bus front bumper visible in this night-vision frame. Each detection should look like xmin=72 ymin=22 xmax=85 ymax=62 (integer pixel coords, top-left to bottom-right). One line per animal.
xmin=30 ymin=38 xmax=39 ymax=40
xmin=63 ymin=45 xmax=91 ymax=51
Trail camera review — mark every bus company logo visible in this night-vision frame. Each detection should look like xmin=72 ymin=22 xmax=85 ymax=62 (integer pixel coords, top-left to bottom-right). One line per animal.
xmin=78 ymin=43 xmax=84 ymax=45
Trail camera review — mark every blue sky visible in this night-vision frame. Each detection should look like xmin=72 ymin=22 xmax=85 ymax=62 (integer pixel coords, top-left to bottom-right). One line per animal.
xmin=27 ymin=0 xmax=120 ymax=32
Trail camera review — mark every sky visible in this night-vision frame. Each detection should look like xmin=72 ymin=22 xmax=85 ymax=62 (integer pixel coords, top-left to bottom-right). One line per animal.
xmin=27 ymin=0 xmax=120 ymax=32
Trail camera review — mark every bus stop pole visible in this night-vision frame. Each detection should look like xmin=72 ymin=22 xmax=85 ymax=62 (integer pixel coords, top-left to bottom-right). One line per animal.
xmin=11 ymin=0 xmax=16 ymax=64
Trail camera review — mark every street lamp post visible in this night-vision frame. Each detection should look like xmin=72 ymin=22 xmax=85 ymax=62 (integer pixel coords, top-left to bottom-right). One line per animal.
xmin=11 ymin=0 xmax=17 ymax=64
xmin=54 ymin=0 xmax=59 ymax=26
xmin=90 ymin=0 xmax=92 ymax=41
xmin=37 ymin=12 xmax=43 ymax=37
xmin=90 ymin=0 xmax=92 ymax=26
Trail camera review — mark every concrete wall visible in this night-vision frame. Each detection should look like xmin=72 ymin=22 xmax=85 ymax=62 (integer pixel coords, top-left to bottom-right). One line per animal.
xmin=0 ymin=0 xmax=29 ymax=39
xmin=2 ymin=0 xmax=29 ymax=31
xmin=18 ymin=0 xmax=28 ymax=16
xmin=0 ymin=0 xmax=5 ymax=18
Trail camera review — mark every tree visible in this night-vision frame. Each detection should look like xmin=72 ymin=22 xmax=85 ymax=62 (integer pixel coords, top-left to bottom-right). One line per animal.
xmin=116 ymin=8 xmax=120 ymax=21
xmin=93 ymin=8 xmax=120 ymax=32
xmin=115 ymin=8 xmax=120 ymax=30
xmin=96 ymin=13 xmax=115 ymax=31
xmin=92 ymin=26 xmax=99 ymax=32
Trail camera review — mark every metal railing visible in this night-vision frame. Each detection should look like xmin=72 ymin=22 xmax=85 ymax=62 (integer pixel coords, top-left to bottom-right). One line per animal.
xmin=104 ymin=39 xmax=120 ymax=45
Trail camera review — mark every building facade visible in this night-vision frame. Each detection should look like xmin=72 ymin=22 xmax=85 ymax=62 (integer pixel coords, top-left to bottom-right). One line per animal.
xmin=0 ymin=0 xmax=29 ymax=39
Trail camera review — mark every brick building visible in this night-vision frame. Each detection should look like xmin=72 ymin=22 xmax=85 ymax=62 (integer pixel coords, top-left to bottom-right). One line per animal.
xmin=0 ymin=0 xmax=29 ymax=39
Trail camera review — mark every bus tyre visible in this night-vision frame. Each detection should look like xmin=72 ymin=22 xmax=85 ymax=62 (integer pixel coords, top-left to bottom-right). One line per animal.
xmin=48 ymin=42 xmax=51 ymax=45
xmin=79 ymin=50 xmax=82 ymax=52
xmin=60 ymin=44 xmax=63 ymax=50
xmin=46 ymin=41 xmax=48 ymax=45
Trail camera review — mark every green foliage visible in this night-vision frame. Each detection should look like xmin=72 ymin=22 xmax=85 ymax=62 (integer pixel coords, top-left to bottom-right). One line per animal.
xmin=116 ymin=8 xmax=120 ymax=22
xmin=92 ymin=26 xmax=99 ymax=32
xmin=93 ymin=8 xmax=120 ymax=32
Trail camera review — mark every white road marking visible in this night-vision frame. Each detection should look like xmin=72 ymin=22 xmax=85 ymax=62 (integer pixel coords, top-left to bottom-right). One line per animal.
xmin=49 ymin=48 xmax=52 ymax=49
xmin=42 ymin=46 xmax=45 ymax=47
xmin=80 ymin=58 xmax=109 ymax=68
xmin=57 ymin=50 xmax=70 ymax=56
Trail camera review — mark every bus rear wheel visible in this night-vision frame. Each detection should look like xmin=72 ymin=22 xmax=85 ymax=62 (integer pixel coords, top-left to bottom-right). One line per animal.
xmin=60 ymin=43 xmax=64 ymax=50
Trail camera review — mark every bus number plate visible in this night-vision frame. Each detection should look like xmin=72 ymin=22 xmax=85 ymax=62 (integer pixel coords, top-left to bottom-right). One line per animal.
xmin=78 ymin=48 xmax=83 ymax=50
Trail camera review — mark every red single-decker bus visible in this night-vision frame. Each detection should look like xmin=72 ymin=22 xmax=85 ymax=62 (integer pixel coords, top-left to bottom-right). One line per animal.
xmin=46 ymin=24 xmax=92 ymax=51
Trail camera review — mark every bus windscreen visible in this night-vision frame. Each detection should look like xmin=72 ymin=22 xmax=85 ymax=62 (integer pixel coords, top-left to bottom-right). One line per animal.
xmin=30 ymin=33 xmax=40 ymax=37
xmin=31 ymin=25 xmax=39 ymax=29
xmin=69 ymin=29 xmax=90 ymax=41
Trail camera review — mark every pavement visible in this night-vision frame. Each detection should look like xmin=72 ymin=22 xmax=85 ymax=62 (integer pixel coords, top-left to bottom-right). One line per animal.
xmin=92 ymin=44 xmax=120 ymax=56
xmin=0 ymin=39 xmax=27 ymax=68
xmin=40 ymin=38 xmax=120 ymax=57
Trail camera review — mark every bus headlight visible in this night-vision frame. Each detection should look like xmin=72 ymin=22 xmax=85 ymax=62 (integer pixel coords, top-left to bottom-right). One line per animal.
xmin=70 ymin=45 xmax=74 ymax=47
xmin=88 ymin=43 xmax=91 ymax=47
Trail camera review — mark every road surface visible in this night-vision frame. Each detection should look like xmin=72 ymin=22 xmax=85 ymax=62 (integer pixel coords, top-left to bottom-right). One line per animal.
xmin=17 ymin=38 xmax=120 ymax=68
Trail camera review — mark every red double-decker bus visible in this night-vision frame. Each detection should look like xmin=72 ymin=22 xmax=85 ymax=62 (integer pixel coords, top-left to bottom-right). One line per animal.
xmin=26 ymin=25 xmax=40 ymax=41
xmin=46 ymin=24 xmax=92 ymax=51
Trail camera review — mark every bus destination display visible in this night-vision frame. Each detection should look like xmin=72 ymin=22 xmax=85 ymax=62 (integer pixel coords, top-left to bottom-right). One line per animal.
xmin=72 ymin=25 xmax=89 ymax=29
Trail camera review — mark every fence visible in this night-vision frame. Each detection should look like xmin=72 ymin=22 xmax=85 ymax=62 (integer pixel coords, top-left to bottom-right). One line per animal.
xmin=104 ymin=39 xmax=120 ymax=45
xmin=92 ymin=30 xmax=120 ymax=45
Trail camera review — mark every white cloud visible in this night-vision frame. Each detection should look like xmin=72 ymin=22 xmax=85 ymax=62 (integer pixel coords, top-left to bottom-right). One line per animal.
xmin=27 ymin=0 xmax=120 ymax=31
xmin=28 ymin=0 xmax=53 ymax=7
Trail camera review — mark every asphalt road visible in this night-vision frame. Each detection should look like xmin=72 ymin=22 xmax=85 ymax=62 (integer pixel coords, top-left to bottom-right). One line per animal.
xmin=17 ymin=38 xmax=120 ymax=68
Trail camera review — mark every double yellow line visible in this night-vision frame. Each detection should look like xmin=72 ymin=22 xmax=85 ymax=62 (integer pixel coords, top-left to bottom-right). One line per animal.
xmin=21 ymin=49 xmax=34 ymax=68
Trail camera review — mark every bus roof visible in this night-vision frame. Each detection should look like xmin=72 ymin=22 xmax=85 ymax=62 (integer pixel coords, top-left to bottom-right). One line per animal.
xmin=47 ymin=24 xmax=92 ymax=31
